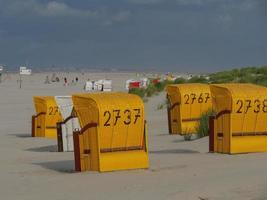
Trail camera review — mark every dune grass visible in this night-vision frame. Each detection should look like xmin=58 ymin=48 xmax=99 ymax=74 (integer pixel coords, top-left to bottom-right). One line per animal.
xmin=130 ymin=65 xmax=267 ymax=102
xmin=129 ymin=80 xmax=172 ymax=99
xmin=196 ymin=110 xmax=216 ymax=138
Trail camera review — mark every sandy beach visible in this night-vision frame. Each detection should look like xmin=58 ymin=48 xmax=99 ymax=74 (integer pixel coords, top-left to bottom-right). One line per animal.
xmin=0 ymin=72 xmax=267 ymax=200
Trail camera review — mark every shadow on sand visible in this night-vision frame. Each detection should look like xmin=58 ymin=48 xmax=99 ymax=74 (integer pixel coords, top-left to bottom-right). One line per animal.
xmin=9 ymin=133 xmax=31 ymax=138
xmin=26 ymin=145 xmax=58 ymax=152
xmin=150 ymin=149 xmax=199 ymax=154
xmin=172 ymin=139 xmax=187 ymax=143
xmin=156 ymin=133 xmax=171 ymax=136
xmin=33 ymin=160 xmax=75 ymax=173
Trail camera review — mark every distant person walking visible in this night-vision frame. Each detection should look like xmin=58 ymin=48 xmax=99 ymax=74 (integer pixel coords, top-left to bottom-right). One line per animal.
xmin=75 ymin=77 xmax=78 ymax=83
xmin=64 ymin=77 xmax=68 ymax=86
xmin=44 ymin=75 xmax=50 ymax=84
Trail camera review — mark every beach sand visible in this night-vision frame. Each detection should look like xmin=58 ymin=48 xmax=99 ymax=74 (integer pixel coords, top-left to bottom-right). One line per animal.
xmin=0 ymin=72 xmax=266 ymax=200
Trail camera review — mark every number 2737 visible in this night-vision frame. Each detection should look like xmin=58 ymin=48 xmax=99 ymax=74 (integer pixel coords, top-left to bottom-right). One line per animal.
xmin=103 ymin=108 xmax=141 ymax=126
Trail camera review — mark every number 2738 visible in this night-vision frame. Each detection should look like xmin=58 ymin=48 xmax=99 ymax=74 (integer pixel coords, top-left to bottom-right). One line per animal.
xmin=236 ymin=99 xmax=267 ymax=113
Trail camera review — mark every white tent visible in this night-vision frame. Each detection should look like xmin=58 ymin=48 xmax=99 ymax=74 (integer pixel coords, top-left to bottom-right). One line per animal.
xmin=84 ymin=79 xmax=112 ymax=92
xmin=84 ymin=81 xmax=94 ymax=91
xmin=20 ymin=66 xmax=32 ymax=75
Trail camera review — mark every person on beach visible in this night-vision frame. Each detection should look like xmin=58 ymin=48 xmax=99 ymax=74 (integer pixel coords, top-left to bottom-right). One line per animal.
xmin=64 ymin=77 xmax=68 ymax=86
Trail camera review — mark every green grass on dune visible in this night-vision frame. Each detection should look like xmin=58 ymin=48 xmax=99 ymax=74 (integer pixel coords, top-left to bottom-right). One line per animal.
xmin=129 ymin=65 xmax=267 ymax=100
xmin=196 ymin=110 xmax=216 ymax=138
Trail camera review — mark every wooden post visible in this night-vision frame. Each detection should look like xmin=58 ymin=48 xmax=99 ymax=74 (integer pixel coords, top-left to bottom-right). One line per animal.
xmin=31 ymin=115 xmax=35 ymax=137
xmin=209 ymin=116 xmax=215 ymax=152
xmin=57 ymin=123 xmax=63 ymax=152
xmin=73 ymin=131 xmax=81 ymax=171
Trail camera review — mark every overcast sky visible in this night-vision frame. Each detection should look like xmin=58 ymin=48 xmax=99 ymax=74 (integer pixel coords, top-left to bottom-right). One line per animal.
xmin=0 ymin=0 xmax=266 ymax=72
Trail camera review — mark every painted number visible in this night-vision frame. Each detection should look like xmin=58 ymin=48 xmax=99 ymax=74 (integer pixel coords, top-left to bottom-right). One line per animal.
xmin=263 ymin=100 xmax=267 ymax=113
xmin=198 ymin=93 xmax=203 ymax=103
xmin=103 ymin=108 xmax=142 ymax=126
xmin=184 ymin=93 xmax=210 ymax=104
xmin=254 ymin=99 xmax=261 ymax=113
xmin=124 ymin=110 xmax=131 ymax=125
xmin=184 ymin=94 xmax=190 ymax=104
xmin=104 ymin=111 xmax=111 ymax=126
xmin=204 ymin=93 xmax=210 ymax=103
xmin=133 ymin=108 xmax=141 ymax=124
xmin=113 ymin=110 xmax=121 ymax=125
xmin=235 ymin=99 xmax=267 ymax=114
xmin=191 ymin=93 xmax=197 ymax=104
xmin=48 ymin=106 xmax=59 ymax=115
xmin=236 ymin=100 xmax=243 ymax=113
